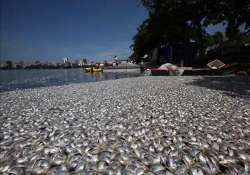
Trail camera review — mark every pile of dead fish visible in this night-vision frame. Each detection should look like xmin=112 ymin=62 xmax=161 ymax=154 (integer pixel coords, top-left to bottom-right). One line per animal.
xmin=0 ymin=76 xmax=250 ymax=175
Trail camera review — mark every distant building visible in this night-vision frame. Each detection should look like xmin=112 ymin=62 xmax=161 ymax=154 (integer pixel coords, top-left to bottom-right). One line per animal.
xmin=77 ymin=58 xmax=87 ymax=66
xmin=74 ymin=59 xmax=80 ymax=65
xmin=120 ymin=59 xmax=128 ymax=64
xmin=62 ymin=57 xmax=71 ymax=68
xmin=5 ymin=60 xmax=13 ymax=69
xmin=63 ymin=57 xmax=69 ymax=64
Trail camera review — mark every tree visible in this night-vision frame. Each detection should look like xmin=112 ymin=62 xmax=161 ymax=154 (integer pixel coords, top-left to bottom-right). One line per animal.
xmin=142 ymin=0 xmax=250 ymax=38
xmin=131 ymin=19 xmax=155 ymax=59
xmin=132 ymin=0 xmax=210 ymax=59
xmin=240 ymin=33 xmax=250 ymax=44
xmin=131 ymin=0 xmax=250 ymax=62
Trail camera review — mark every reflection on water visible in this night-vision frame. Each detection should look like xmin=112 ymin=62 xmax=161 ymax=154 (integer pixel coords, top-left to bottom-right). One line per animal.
xmin=0 ymin=69 xmax=141 ymax=92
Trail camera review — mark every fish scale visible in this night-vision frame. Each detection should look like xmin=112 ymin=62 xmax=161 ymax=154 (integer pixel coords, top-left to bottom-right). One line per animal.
xmin=0 ymin=76 xmax=250 ymax=174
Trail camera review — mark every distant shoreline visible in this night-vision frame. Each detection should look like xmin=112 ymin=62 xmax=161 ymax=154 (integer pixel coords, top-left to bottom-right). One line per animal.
xmin=0 ymin=67 xmax=83 ymax=70
xmin=0 ymin=65 xmax=91 ymax=70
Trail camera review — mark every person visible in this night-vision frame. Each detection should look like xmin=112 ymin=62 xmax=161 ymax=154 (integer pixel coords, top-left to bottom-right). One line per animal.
xmin=95 ymin=63 xmax=99 ymax=69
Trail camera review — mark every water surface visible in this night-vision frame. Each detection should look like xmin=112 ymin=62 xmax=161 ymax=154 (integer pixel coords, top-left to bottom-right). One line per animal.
xmin=0 ymin=69 xmax=141 ymax=92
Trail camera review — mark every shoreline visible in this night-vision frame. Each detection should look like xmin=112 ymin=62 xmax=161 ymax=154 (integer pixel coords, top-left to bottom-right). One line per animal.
xmin=1 ymin=76 xmax=250 ymax=174
xmin=0 ymin=74 xmax=244 ymax=94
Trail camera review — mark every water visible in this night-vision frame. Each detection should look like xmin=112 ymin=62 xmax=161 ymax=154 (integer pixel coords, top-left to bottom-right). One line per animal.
xmin=0 ymin=69 xmax=141 ymax=92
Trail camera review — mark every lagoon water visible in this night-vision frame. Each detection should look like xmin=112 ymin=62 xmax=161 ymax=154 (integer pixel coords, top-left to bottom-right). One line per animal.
xmin=0 ymin=69 xmax=141 ymax=92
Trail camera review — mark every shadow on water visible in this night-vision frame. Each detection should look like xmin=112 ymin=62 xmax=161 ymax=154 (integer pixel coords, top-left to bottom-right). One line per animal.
xmin=185 ymin=76 xmax=250 ymax=99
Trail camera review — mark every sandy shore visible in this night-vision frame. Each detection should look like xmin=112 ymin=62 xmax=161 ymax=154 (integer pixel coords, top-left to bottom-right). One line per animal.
xmin=0 ymin=76 xmax=250 ymax=174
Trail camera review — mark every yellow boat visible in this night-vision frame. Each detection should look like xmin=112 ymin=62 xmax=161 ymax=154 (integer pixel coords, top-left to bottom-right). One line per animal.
xmin=84 ymin=67 xmax=92 ymax=72
xmin=84 ymin=67 xmax=103 ymax=72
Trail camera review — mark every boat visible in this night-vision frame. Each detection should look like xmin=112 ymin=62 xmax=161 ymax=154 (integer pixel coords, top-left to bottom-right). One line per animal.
xmin=84 ymin=67 xmax=103 ymax=73
xmin=103 ymin=64 xmax=142 ymax=73
xmin=93 ymin=68 xmax=103 ymax=72
xmin=84 ymin=67 xmax=91 ymax=72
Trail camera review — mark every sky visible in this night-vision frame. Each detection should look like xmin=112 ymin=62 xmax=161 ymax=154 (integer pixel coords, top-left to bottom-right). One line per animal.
xmin=0 ymin=0 xmax=148 ymax=62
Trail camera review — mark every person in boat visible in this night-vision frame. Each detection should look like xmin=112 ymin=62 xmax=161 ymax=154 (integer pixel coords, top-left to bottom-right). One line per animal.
xmin=95 ymin=63 xmax=99 ymax=69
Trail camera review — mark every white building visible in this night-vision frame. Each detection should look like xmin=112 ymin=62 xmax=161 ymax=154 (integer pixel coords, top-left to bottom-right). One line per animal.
xmin=63 ymin=57 xmax=69 ymax=64
xmin=76 ymin=59 xmax=87 ymax=66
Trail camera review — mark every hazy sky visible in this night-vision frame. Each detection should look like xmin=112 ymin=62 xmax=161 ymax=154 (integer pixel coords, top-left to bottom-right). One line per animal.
xmin=1 ymin=0 xmax=226 ymax=62
xmin=0 ymin=0 xmax=147 ymax=62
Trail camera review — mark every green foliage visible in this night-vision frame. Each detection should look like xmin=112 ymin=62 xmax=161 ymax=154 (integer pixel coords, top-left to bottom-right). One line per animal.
xmin=241 ymin=34 xmax=250 ymax=43
xmin=132 ymin=20 xmax=154 ymax=59
xmin=131 ymin=0 xmax=250 ymax=61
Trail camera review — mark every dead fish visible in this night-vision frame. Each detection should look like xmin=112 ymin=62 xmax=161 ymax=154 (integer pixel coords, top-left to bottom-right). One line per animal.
xmin=26 ymin=167 xmax=47 ymax=175
xmin=0 ymin=165 xmax=10 ymax=173
xmin=150 ymin=163 xmax=165 ymax=173
xmin=7 ymin=165 xmax=26 ymax=175
xmin=47 ymin=164 xmax=68 ymax=175
xmin=32 ymin=158 xmax=50 ymax=171
xmin=97 ymin=161 xmax=107 ymax=172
